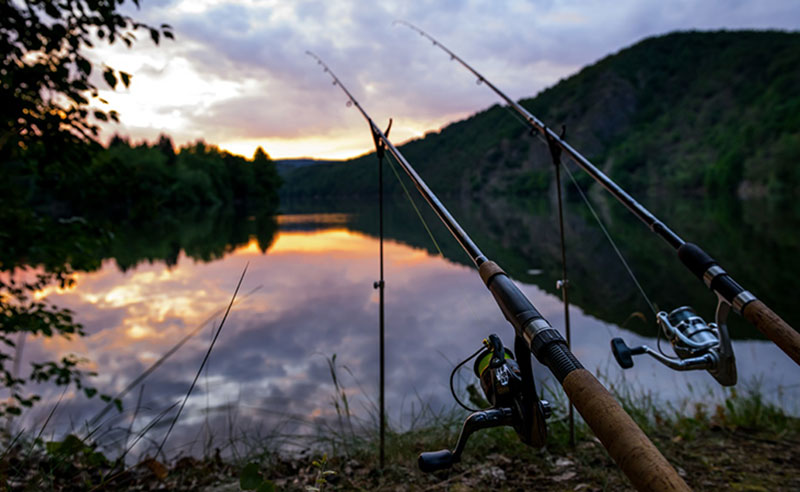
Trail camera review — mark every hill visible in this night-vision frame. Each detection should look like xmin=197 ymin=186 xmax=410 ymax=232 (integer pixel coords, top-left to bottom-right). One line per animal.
xmin=282 ymin=30 xmax=800 ymax=202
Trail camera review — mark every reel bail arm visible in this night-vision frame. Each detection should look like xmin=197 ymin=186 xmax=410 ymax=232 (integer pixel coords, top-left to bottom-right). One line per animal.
xmin=611 ymin=299 xmax=737 ymax=386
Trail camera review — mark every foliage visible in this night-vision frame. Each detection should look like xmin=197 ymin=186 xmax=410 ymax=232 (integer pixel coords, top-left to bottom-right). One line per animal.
xmin=239 ymin=462 xmax=276 ymax=491
xmin=306 ymin=454 xmax=335 ymax=492
xmin=0 ymin=0 xmax=172 ymax=174
xmin=66 ymin=137 xmax=282 ymax=218
xmin=0 ymin=0 xmax=172 ymax=420
xmin=283 ymin=31 xmax=800 ymax=203
xmin=0 ymin=1 xmax=280 ymax=422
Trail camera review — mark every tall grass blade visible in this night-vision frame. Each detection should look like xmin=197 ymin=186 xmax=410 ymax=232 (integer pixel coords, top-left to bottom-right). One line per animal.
xmin=88 ymin=285 xmax=262 ymax=428
xmin=155 ymin=263 xmax=249 ymax=457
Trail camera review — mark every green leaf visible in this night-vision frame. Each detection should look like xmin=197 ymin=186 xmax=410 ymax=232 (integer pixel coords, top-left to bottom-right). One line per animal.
xmin=103 ymin=68 xmax=117 ymax=89
xmin=84 ymin=387 xmax=97 ymax=398
xmin=256 ymin=481 xmax=276 ymax=492
xmin=240 ymin=462 xmax=262 ymax=490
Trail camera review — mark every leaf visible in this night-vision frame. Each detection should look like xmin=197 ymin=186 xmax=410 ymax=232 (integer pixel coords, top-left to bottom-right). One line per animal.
xmin=149 ymin=28 xmax=160 ymax=45
xmin=141 ymin=458 xmax=168 ymax=479
xmin=46 ymin=441 xmax=62 ymax=454
xmin=77 ymin=58 xmax=91 ymax=76
xmin=45 ymin=3 xmax=61 ymax=19
xmin=120 ymin=71 xmax=131 ymax=88
xmin=256 ymin=481 xmax=276 ymax=492
xmin=103 ymin=68 xmax=117 ymax=89
xmin=84 ymin=387 xmax=97 ymax=398
xmin=240 ymin=462 xmax=262 ymax=490
xmin=164 ymin=30 xmax=174 ymax=40
xmin=58 ymin=435 xmax=86 ymax=456
xmin=93 ymin=111 xmax=108 ymax=122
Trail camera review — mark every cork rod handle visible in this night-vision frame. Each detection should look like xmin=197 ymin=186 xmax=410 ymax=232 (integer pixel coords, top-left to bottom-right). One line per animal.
xmin=742 ymin=300 xmax=800 ymax=365
xmin=563 ymin=369 xmax=691 ymax=492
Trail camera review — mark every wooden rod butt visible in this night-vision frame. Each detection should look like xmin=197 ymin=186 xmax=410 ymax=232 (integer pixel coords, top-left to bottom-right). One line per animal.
xmin=563 ymin=369 xmax=691 ymax=492
xmin=742 ymin=300 xmax=800 ymax=366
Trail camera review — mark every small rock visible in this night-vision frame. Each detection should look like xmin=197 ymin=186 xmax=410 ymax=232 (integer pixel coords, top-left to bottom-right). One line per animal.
xmin=555 ymin=457 xmax=575 ymax=468
xmin=486 ymin=453 xmax=512 ymax=465
xmin=552 ymin=471 xmax=577 ymax=482
xmin=478 ymin=466 xmax=507 ymax=482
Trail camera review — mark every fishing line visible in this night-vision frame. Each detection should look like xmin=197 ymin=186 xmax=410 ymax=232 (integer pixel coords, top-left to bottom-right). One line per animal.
xmin=561 ymin=160 xmax=658 ymax=317
xmin=385 ymin=145 xmax=489 ymax=406
xmin=449 ymin=344 xmax=486 ymax=412
xmin=384 ymin=153 xmax=445 ymax=257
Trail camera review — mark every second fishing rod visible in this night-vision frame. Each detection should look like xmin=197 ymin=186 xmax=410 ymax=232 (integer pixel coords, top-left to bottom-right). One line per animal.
xmin=395 ymin=20 xmax=800 ymax=367
xmin=307 ymin=51 xmax=689 ymax=492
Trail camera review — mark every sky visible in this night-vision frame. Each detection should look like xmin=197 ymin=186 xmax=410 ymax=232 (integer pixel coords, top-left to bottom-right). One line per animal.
xmin=91 ymin=0 xmax=800 ymax=160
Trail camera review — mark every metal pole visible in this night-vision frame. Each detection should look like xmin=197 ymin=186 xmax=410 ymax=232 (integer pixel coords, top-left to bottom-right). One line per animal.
xmin=552 ymin=147 xmax=574 ymax=447
xmin=377 ymin=138 xmax=386 ymax=469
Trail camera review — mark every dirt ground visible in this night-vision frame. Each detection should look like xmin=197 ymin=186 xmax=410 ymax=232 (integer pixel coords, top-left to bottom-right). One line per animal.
xmin=5 ymin=424 xmax=797 ymax=490
xmin=194 ymin=426 xmax=799 ymax=491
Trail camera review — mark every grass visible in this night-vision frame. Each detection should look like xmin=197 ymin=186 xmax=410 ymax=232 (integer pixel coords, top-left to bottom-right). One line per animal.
xmin=1 ymin=344 xmax=797 ymax=491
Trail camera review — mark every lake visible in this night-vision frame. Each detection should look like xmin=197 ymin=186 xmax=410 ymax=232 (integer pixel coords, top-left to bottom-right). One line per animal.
xmin=12 ymin=192 xmax=800 ymax=459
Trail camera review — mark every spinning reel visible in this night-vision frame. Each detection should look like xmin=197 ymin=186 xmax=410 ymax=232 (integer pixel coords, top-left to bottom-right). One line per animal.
xmin=418 ymin=334 xmax=551 ymax=472
xmin=611 ymin=302 xmax=737 ymax=386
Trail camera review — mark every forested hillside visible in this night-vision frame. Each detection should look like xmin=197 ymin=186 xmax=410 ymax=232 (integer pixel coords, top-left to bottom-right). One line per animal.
xmin=283 ymin=30 xmax=800 ymax=203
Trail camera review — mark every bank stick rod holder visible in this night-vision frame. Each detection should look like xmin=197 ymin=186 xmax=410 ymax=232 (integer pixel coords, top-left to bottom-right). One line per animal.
xmin=611 ymin=301 xmax=737 ymax=386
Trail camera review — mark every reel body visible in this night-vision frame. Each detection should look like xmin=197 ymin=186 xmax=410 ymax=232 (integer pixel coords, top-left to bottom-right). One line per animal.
xmin=611 ymin=305 xmax=737 ymax=386
xmin=418 ymin=334 xmax=550 ymax=473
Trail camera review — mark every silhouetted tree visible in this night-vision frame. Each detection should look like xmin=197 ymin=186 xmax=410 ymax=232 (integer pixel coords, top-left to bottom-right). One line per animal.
xmin=252 ymin=146 xmax=281 ymax=208
xmin=156 ymin=133 xmax=177 ymax=165
xmin=0 ymin=0 xmax=172 ymax=418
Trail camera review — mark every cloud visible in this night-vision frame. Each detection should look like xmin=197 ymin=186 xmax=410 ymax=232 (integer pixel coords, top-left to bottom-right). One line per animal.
xmin=95 ymin=0 xmax=800 ymax=158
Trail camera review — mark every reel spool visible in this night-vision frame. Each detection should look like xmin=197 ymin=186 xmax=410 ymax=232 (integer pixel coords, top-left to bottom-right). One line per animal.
xmin=473 ymin=336 xmax=520 ymax=408
xmin=611 ymin=304 xmax=737 ymax=386
xmin=418 ymin=334 xmax=550 ymax=473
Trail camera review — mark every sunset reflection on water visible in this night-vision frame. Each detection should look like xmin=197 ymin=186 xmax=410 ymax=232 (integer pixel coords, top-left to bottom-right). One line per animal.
xmin=19 ymin=214 xmax=800 ymax=458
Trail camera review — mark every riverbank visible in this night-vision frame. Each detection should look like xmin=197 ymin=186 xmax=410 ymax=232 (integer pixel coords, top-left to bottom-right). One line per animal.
xmin=3 ymin=387 xmax=797 ymax=490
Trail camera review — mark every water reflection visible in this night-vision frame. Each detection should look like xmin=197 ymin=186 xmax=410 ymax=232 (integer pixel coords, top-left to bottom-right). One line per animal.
xmin=21 ymin=212 xmax=800 ymax=459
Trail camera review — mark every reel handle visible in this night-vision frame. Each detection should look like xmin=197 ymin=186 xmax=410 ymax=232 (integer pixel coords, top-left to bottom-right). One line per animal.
xmin=610 ymin=337 xmax=645 ymax=369
xmin=418 ymin=450 xmax=454 ymax=473
xmin=417 ymin=408 xmax=512 ymax=473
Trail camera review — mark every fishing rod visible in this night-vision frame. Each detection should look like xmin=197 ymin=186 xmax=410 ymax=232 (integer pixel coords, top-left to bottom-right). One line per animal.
xmin=395 ymin=21 xmax=800 ymax=372
xmin=307 ymin=51 xmax=690 ymax=492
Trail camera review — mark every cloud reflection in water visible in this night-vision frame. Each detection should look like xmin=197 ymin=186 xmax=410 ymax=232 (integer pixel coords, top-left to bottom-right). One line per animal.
xmin=22 ymin=216 xmax=800 ymax=458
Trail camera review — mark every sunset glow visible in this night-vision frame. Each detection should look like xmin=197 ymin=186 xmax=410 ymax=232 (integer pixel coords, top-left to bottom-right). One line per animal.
xmin=88 ymin=1 xmax=799 ymax=160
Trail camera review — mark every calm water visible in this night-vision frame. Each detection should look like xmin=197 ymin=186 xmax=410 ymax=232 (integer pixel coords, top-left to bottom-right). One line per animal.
xmin=14 ymin=194 xmax=800 ymax=458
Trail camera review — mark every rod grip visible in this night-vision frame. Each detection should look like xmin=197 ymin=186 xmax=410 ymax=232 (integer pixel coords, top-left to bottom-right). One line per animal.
xmin=742 ymin=300 xmax=800 ymax=365
xmin=563 ymin=369 xmax=691 ymax=492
